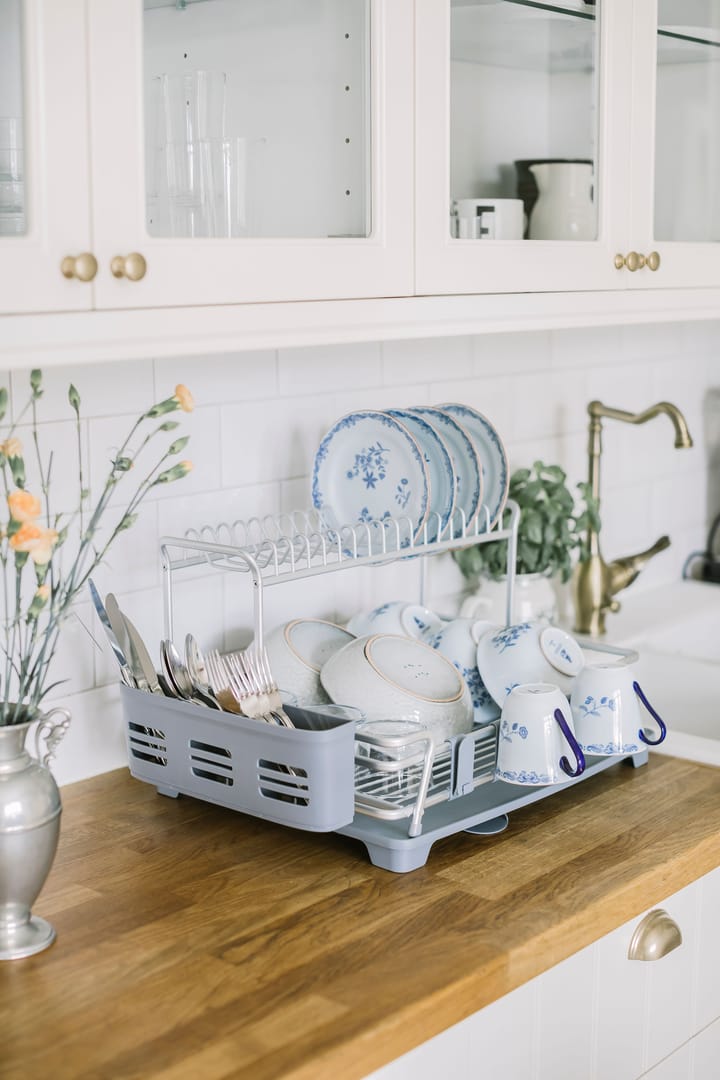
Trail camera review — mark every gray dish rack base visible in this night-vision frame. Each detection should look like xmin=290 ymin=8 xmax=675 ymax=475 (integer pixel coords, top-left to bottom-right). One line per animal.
xmin=122 ymin=502 xmax=649 ymax=872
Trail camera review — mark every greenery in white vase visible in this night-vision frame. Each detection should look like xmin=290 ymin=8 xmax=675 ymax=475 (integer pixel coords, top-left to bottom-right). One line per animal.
xmin=0 ymin=370 xmax=194 ymax=724
xmin=453 ymin=460 xmax=600 ymax=584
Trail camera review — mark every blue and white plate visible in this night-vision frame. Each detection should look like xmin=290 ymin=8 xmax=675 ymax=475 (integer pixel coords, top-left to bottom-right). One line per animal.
xmin=440 ymin=403 xmax=509 ymax=531
xmin=312 ymin=411 xmax=430 ymax=543
xmin=407 ymin=406 xmax=482 ymax=530
xmin=386 ymin=408 xmax=455 ymax=541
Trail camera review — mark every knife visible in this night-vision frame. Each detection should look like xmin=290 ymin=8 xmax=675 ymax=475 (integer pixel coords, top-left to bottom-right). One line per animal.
xmin=118 ymin=609 xmax=164 ymax=696
xmin=87 ymin=579 xmax=136 ymax=688
xmin=105 ymin=593 xmax=149 ymax=692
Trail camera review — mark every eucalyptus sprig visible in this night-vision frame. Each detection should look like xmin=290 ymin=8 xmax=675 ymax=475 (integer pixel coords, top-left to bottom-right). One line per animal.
xmin=0 ymin=371 xmax=194 ymax=723
xmin=453 ymin=460 xmax=600 ymax=584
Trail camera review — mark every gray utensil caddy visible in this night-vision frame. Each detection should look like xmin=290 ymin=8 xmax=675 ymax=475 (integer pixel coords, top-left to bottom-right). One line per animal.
xmin=121 ymin=503 xmax=648 ymax=872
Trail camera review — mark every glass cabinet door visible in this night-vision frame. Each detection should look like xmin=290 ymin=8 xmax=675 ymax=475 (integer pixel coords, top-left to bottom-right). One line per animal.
xmin=0 ymin=0 xmax=91 ymax=314
xmin=89 ymin=0 xmax=413 ymax=309
xmin=629 ymin=0 xmax=720 ymax=287
xmin=416 ymin=0 xmax=633 ymax=295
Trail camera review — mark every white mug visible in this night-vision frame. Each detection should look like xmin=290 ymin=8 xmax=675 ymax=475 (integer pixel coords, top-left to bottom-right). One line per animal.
xmin=570 ymin=659 xmax=667 ymax=756
xmin=453 ymin=198 xmax=524 ymax=241
xmin=496 ymin=683 xmax=585 ymax=786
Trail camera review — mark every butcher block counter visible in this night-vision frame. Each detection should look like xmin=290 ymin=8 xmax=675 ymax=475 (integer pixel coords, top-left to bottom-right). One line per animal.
xmin=3 ymin=754 xmax=720 ymax=1080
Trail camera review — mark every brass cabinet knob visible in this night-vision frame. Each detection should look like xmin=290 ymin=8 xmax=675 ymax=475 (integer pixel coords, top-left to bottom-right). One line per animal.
xmin=110 ymin=252 xmax=147 ymax=281
xmin=646 ymin=250 xmax=661 ymax=271
xmin=628 ymin=909 xmax=682 ymax=961
xmin=614 ymin=251 xmax=646 ymax=272
xmin=60 ymin=252 xmax=98 ymax=282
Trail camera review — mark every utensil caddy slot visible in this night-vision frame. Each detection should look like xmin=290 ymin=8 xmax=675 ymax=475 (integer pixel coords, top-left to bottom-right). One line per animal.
xmin=134 ymin=501 xmax=647 ymax=872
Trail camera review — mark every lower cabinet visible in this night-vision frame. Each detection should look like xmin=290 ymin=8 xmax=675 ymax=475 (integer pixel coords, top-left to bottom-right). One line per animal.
xmin=365 ymin=866 xmax=720 ymax=1080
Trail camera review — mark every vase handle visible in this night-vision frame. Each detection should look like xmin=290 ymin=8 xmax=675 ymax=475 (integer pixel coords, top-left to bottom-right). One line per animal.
xmin=34 ymin=707 xmax=71 ymax=766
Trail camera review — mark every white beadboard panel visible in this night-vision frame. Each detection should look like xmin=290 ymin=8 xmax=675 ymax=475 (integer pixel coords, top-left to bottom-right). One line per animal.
xmin=154 ymin=350 xmax=278 ymax=406
xmin=362 ymin=1016 xmax=472 ymax=1080
xmin=382 ymin=337 xmax=475 ymax=386
xmin=278 ymin=342 xmax=383 ymax=397
xmin=695 ymin=869 xmax=720 ymax=1033
xmin=595 ymin=919 xmax=647 ymax=1080
xmin=550 ymin=325 xmax=624 ymax=370
xmin=462 ymin=979 xmax=535 ymax=1080
xmin=644 ymin=883 xmax=699 ymax=1073
xmin=691 ymin=1017 xmax=720 ymax=1079
xmin=640 ymin=1042 xmax=692 ymax=1080
xmin=10 ymin=361 xmax=155 ymax=425
xmin=47 ymin=683 xmax=127 ymax=787
xmin=474 ymin=331 xmax=552 ymax=377
xmin=535 ymin=942 xmax=596 ymax=1080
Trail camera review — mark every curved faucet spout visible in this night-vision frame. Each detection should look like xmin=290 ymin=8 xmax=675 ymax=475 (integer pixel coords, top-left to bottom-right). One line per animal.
xmin=574 ymin=400 xmax=693 ymax=636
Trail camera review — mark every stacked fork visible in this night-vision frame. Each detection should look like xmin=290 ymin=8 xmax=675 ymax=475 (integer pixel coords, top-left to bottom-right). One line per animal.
xmin=205 ymin=646 xmax=294 ymax=728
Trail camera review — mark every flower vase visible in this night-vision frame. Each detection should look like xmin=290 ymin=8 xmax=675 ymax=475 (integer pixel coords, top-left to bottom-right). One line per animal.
xmin=460 ymin=572 xmax=558 ymax=625
xmin=0 ymin=707 xmax=70 ymax=960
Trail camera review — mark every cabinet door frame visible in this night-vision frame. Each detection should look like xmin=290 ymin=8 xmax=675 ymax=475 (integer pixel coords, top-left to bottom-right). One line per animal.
xmin=414 ymin=0 xmax=634 ymax=296
xmin=626 ymin=0 xmax=720 ymax=290
xmin=0 ymin=0 xmax=93 ymax=316
xmin=86 ymin=0 xmax=414 ymax=310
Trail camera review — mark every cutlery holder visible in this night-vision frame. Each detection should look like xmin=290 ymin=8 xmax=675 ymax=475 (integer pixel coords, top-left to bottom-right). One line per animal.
xmin=121 ymin=686 xmax=357 ymax=832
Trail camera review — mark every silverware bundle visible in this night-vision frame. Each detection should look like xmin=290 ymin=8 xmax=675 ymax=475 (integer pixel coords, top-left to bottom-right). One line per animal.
xmin=88 ymin=578 xmax=293 ymax=727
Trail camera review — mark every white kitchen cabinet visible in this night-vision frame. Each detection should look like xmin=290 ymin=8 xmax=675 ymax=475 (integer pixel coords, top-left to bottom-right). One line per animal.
xmin=3 ymin=0 xmax=720 ymax=342
xmin=85 ymin=0 xmax=414 ymax=309
xmin=0 ymin=0 xmax=93 ymax=315
xmin=416 ymin=0 xmax=720 ymax=297
xmin=364 ymin=865 xmax=720 ymax=1080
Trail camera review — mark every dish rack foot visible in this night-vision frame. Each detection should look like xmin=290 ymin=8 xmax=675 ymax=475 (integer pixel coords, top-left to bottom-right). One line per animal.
xmin=464 ymin=813 xmax=509 ymax=836
xmin=630 ymin=750 xmax=649 ymax=769
xmin=360 ymin=839 xmax=434 ymax=873
xmin=156 ymin=785 xmax=180 ymax=798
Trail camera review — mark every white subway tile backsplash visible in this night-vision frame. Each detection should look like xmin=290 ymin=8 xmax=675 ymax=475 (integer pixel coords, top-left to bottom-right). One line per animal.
xmin=11 ymin=361 xmax=155 ymax=425
xmin=382 ymin=336 xmax=474 ymax=385
xmin=154 ymin=349 xmax=277 ymax=405
xmin=551 ymin=324 xmax=623 ymax=369
xmin=278 ymin=342 xmax=382 ymax=396
xmin=474 ymin=330 xmax=552 ymax=376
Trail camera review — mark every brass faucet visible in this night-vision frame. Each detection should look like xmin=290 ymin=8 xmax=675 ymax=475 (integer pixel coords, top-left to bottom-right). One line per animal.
xmin=573 ymin=400 xmax=693 ymax=636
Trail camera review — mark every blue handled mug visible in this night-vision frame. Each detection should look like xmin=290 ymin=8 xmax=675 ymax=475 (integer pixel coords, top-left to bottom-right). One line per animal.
xmin=496 ymin=683 xmax=585 ymax=787
xmin=570 ymin=659 xmax=667 ymax=756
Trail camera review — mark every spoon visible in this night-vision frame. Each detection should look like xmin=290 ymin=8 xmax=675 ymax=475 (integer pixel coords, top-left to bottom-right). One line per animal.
xmin=161 ymin=639 xmax=219 ymax=710
xmin=185 ymin=634 xmax=242 ymax=715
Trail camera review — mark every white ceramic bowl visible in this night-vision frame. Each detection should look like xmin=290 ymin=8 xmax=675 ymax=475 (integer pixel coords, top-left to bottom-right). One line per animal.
xmin=320 ymin=633 xmax=474 ymax=745
xmin=263 ymin=618 xmax=355 ymax=705
xmin=475 ymin=621 xmax=584 ymax=707
xmin=346 ymin=601 xmax=442 ymax=640
xmin=425 ymin=617 xmax=499 ymax=724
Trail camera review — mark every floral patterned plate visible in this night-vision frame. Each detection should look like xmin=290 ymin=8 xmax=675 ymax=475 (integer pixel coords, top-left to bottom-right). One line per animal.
xmin=386 ymin=408 xmax=455 ymax=542
xmin=440 ymin=403 xmax=509 ymax=531
xmin=311 ymin=411 xmax=430 ymax=545
xmin=407 ymin=406 xmax=482 ymax=530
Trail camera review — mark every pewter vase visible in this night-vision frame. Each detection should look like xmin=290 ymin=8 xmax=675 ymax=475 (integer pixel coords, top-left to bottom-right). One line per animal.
xmin=0 ymin=707 xmax=70 ymax=960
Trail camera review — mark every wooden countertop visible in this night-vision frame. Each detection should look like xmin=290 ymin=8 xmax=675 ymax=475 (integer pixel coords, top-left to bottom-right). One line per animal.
xmin=4 ymin=755 xmax=720 ymax=1080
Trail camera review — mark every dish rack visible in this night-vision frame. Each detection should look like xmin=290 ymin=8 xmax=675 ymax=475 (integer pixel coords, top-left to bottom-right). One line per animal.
xmin=119 ymin=502 xmax=647 ymax=874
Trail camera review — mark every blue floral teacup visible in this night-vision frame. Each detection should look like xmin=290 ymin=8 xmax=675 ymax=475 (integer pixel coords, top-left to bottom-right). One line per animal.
xmin=476 ymin=620 xmax=584 ymax=707
xmin=570 ymin=658 xmax=667 ymax=756
xmin=496 ymin=683 xmax=585 ymax=786
xmin=424 ymin=618 xmax=499 ymax=725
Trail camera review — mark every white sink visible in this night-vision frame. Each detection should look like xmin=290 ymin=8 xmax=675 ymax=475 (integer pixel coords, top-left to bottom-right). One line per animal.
xmin=600 ymin=581 xmax=720 ymax=767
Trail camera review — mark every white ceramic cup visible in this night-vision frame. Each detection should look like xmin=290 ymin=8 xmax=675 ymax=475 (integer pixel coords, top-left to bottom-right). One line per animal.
xmin=496 ymin=683 xmax=586 ymax=786
xmin=424 ymin=617 xmax=499 ymax=724
xmin=570 ymin=658 xmax=667 ymax=755
xmin=320 ymin=633 xmax=474 ymax=745
xmin=263 ymin=618 xmax=355 ymax=705
xmin=476 ymin=620 xmax=584 ymax=707
xmin=345 ymin=601 xmax=442 ymax=640
xmin=454 ymin=198 xmax=524 ymax=240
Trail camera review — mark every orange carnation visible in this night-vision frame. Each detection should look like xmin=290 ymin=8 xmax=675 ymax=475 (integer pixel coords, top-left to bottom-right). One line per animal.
xmin=7 ymin=490 xmax=41 ymax=523
xmin=9 ymin=523 xmax=58 ymax=565
xmin=173 ymin=384 xmax=194 ymax=413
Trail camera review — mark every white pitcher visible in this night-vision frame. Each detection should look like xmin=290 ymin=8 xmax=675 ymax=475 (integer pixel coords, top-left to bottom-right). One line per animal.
xmin=528 ymin=162 xmax=596 ymax=241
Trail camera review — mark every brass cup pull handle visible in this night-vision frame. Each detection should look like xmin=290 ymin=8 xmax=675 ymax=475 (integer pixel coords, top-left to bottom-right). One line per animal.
xmin=628 ymin=909 xmax=682 ymax=961
xmin=60 ymin=252 xmax=98 ymax=282
xmin=614 ymin=251 xmax=646 ymax=272
xmin=646 ymin=250 xmax=661 ymax=271
xmin=110 ymin=252 xmax=147 ymax=281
